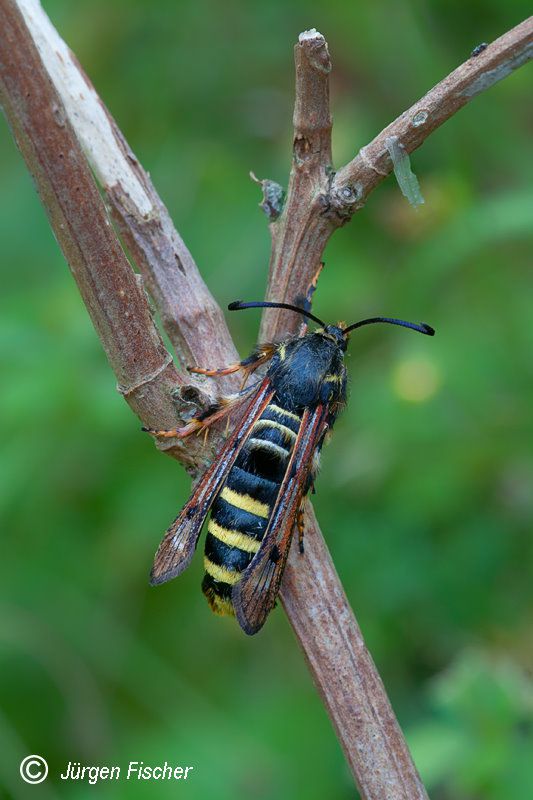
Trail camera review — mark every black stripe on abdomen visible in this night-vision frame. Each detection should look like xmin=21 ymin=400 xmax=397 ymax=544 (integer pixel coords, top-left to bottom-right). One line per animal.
xmin=211 ymin=495 xmax=269 ymax=538
xmin=202 ymin=470 xmax=279 ymax=617
xmin=202 ymin=401 xmax=302 ymax=618
xmin=205 ymin=532 xmax=253 ymax=572
xmin=225 ymin=466 xmax=280 ymax=507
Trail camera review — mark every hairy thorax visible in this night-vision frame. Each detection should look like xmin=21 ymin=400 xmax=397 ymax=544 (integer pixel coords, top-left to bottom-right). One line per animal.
xmin=269 ymin=333 xmax=347 ymax=411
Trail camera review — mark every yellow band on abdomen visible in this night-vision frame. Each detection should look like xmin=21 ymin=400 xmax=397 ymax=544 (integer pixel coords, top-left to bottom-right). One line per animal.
xmin=207 ymin=519 xmax=260 ymax=554
xmin=252 ymin=418 xmax=297 ymax=444
xmin=268 ymin=403 xmax=301 ymax=424
xmin=219 ymin=487 xmax=270 ymax=518
xmin=204 ymin=556 xmax=242 ymax=585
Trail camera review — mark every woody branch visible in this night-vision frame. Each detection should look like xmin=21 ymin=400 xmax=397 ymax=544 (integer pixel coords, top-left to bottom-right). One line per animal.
xmin=264 ymin=32 xmax=429 ymax=798
xmin=261 ymin=19 xmax=532 ymax=344
xmin=258 ymin=20 xmax=531 ymax=797
xmin=1 ymin=2 xmax=531 ymax=798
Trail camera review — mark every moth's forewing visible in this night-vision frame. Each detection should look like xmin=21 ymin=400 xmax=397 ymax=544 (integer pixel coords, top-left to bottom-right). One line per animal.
xmin=151 ymin=379 xmax=275 ymax=585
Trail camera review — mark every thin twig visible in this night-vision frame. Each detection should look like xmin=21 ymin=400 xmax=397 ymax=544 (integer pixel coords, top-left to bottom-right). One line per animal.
xmin=331 ymin=17 xmax=533 ymax=215
xmin=261 ymin=18 xmax=533 ymax=341
xmin=260 ymin=29 xmax=334 ymax=342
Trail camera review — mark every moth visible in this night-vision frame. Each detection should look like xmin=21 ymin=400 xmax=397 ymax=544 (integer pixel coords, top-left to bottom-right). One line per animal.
xmin=145 ymin=299 xmax=434 ymax=634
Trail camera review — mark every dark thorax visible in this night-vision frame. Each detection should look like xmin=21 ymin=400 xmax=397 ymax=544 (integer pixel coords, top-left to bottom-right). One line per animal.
xmin=267 ymin=326 xmax=348 ymax=413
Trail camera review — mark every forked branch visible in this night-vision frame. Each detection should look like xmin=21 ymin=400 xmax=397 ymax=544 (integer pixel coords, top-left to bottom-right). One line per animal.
xmin=262 ymin=20 xmax=533 ymax=345
xmin=1 ymin=3 xmax=531 ymax=798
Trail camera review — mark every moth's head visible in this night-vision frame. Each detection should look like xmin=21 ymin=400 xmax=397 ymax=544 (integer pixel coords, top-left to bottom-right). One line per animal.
xmin=228 ymin=301 xmax=435 ymax=345
xmin=315 ymin=324 xmax=348 ymax=352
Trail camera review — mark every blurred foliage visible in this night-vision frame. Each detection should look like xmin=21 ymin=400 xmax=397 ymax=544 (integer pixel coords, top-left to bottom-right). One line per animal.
xmin=1 ymin=0 xmax=532 ymax=798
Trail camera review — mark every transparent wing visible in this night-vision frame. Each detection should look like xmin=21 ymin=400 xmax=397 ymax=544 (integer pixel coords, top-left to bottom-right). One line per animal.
xmin=150 ymin=379 xmax=275 ymax=585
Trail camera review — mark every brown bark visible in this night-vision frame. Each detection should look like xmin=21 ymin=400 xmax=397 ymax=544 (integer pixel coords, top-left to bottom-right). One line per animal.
xmin=332 ymin=17 xmax=533 ymax=212
xmin=261 ymin=19 xmax=533 ymax=351
xmin=0 ymin=4 xmax=180 ymax=439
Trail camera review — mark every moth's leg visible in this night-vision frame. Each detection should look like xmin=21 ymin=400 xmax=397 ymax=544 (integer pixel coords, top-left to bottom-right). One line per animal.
xmin=188 ymin=344 xmax=276 ymax=378
xmin=188 ymin=362 xmax=242 ymax=377
xmin=303 ymin=261 xmax=325 ymax=314
xmin=142 ymin=397 xmax=234 ymax=440
xmin=297 ymin=504 xmax=306 ymax=555
xmin=144 ymin=346 xmax=276 ymax=440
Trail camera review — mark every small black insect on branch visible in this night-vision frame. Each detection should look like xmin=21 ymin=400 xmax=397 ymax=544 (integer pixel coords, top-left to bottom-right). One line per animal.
xmin=471 ymin=42 xmax=489 ymax=57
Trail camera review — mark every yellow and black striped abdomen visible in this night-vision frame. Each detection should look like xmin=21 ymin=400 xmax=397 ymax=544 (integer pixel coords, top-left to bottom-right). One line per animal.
xmin=202 ymin=403 xmax=301 ymax=616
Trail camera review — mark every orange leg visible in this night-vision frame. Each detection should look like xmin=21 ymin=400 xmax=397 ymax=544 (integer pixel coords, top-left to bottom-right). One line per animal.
xmin=188 ymin=363 xmax=242 ymax=377
xmin=187 ymin=344 xmax=276 ymax=379
xmin=144 ymin=347 xmax=276 ymax=442
xmin=304 ymin=261 xmax=325 ymax=312
xmin=142 ymin=424 xmax=197 ymax=439
xmin=142 ymin=399 xmax=231 ymax=440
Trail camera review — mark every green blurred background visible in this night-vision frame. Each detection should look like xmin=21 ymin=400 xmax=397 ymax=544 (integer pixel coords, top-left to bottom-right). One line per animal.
xmin=1 ymin=1 xmax=532 ymax=798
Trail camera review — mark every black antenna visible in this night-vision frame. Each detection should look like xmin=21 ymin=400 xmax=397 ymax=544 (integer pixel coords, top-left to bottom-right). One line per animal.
xmin=343 ymin=317 xmax=435 ymax=336
xmin=228 ymin=300 xmax=325 ymax=327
